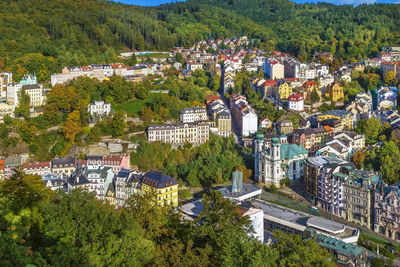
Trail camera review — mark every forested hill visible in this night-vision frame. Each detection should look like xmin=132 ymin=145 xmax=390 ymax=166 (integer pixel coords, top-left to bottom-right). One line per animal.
xmin=1 ymin=0 xmax=400 ymax=80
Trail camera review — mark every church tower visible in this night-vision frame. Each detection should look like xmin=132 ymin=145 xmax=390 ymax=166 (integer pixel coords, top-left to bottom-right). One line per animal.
xmin=270 ymin=126 xmax=281 ymax=186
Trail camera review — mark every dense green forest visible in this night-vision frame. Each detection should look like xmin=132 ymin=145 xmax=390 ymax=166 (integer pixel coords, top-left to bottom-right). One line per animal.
xmin=1 ymin=0 xmax=400 ymax=81
xmin=0 ymin=172 xmax=334 ymax=266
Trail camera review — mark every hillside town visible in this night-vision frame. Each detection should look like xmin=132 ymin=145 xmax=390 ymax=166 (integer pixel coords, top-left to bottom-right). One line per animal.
xmin=2 ymin=35 xmax=400 ymax=266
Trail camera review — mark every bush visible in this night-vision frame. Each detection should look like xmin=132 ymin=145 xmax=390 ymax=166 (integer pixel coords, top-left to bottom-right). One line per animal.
xmin=179 ymin=189 xmax=192 ymax=200
xmin=270 ymin=184 xmax=278 ymax=193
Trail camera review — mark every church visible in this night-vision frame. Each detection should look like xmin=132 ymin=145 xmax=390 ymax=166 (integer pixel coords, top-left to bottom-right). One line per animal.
xmin=255 ymin=129 xmax=308 ymax=187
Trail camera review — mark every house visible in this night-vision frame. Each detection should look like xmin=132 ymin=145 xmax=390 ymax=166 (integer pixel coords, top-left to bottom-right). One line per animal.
xmin=141 ymin=170 xmax=178 ymax=207
xmin=316 ymin=132 xmax=365 ymax=161
xmin=316 ymin=110 xmax=355 ymax=131
xmin=87 ymin=101 xmax=112 ymax=121
xmin=277 ymin=120 xmax=293 ymax=135
xmin=4 ymin=157 xmax=22 ymax=179
xmin=187 ymin=61 xmax=203 ymax=73
xmin=42 ymin=173 xmax=66 ymax=191
xmin=288 ymin=93 xmax=304 ymax=111
xmin=302 ymin=81 xmax=321 ymax=102
xmin=276 ymin=81 xmax=293 ymax=100
xmin=0 ymin=72 xmax=12 ymax=100
xmin=103 ymin=154 xmax=130 ymax=174
xmin=23 ymin=161 xmax=51 ymax=176
xmin=260 ymin=117 xmax=272 ymax=129
xmin=327 ymin=82 xmax=344 ymax=102
xmin=105 ymin=181 xmax=116 ymax=206
xmin=51 ymin=158 xmax=76 ymax=176
xmin=375 ymin=86 xmax=398 ymax=111
xmin=65 ymin=163 xmax=90 ymax=191
xmin=290 ymin=127 xmax=330 ymax=153
xmin=115 ymin=169 xmax=142 ymax=207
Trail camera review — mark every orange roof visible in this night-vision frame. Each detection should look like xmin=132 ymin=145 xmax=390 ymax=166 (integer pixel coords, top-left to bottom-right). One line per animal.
xmin=323 ymin=125 xmax=332 ymax=132
xmin=303 ymin=81 xmax=317 ymax=88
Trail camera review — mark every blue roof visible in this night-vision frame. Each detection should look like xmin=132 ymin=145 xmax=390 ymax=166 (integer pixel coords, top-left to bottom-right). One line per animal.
xmin=117 ymin=168 xmax=132 ymax=178
xmin=315 ymin=234 xmax=364 ymax=257
xmin=142 ymin=170 xmax=177 ymax=188
xmin=280 ymin=144 xmax=308 ymax=159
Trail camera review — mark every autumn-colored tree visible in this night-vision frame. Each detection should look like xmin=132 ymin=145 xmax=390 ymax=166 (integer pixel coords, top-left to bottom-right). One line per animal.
xmin=63 ymin=110 xmax=82 ymax=142
xmin=141 ymin=106 xmax=155 ymax=123
xmin=384 ymin=70 xmax=399 ymax=86
xmin=236 ymin=165 xmax=253 ymax=181
xmin=351 ymin=151 xmax=366 ymax=169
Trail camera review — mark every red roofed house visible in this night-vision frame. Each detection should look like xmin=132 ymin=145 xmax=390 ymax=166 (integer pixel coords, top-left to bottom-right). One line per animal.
xmin=260 ymin=80 xmax=277 ymax=99
xmin=24 ymin=161 xmax=51 ymax=176
xmin=103 ymin=154 xmax=130 ymax=174
xmin=302 ymin=81 xmax=321 ymax=102
xmin=288 ymin=93 xmax=304 ymax=111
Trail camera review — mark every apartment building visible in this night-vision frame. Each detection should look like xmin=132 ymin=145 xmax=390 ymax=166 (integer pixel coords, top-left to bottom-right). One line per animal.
xmin=141 ymin=170 xmax=179 ymax=207
xmin=344 ymin=170 xmax=382 ymax=229
xmin=147 ymin=121 xmax=210 ymax=146
xmin=179 ymin=106 xmax=207 ymax=123
xmin=262 ymin=59 xmax=284 ymax=79
xmin=230 ymin=95 xmax=258 ymax=137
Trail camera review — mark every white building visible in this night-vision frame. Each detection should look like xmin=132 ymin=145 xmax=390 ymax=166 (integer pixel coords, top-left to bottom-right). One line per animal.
xmin=317 ymin=132 xmax=365 ymax=161
xmin=6 ymin=83 xmax=45 ymax=107
xmin=86 ymin=167 xmax=115 ymax=200
xmin=288 ymin=93 xmax=304 ymax=111
xmin=187 ymin=61 xmax=203 ymax=73
xmin=262 ymin=59 xmax=284 ymax=79
xmin=88 ymin=101 xmax=112 ymax=120
xmin=147 ymin=121 xmax=210 ymax=146
xmin=180 ymin=106 xmax=207 ymax=123
xmin=230 ymin=95 xmax=258 ymax=137
xmin=50 ymin=64 xmax=131 ymax=86
xmin=255 ymin=133 xmax=308 ymax=186
xmin=0 ymin=102 xmax=15 ymax=121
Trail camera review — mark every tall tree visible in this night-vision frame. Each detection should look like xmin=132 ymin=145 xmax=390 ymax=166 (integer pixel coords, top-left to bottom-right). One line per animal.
xmin=63 ymin=110 xmax=82 ymax=142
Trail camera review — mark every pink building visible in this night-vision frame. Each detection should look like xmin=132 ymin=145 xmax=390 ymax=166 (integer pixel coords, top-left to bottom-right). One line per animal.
xmin=103 ymin=154 xmax=130 ymax=174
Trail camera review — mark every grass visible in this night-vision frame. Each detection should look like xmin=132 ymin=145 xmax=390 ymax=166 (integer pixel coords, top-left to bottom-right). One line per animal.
xmin=285 ymin=113 xmax=304 ymax=128
xmin=113 ymin=98 xmax=151 ymax=116
xmin=360 ymin=232 xmax=400 ymax=249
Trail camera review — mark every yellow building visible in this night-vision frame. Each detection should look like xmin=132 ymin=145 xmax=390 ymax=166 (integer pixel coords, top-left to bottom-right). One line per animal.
xmin=328 ymin=82 xmax=344 ymax=102
xmin=105 ymin=182 xmax=116 ymax=206
xmin=217 ymin=111 xmax=231 ymax=137
xmin=277 ymin=81 xmax=293 ymax=100
xmin=141 ymin=170 xmax=179 ymax=207
xmin=316 ymin=110 xmax=354 ymax=131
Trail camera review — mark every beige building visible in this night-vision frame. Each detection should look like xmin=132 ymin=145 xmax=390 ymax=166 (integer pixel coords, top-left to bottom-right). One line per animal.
xmin=180 ymin=106 xmax=207 ymax=123
xmin=51 ymin=158 xmax=76 ymax=176
xmin=344 ymin=170 xmax=382 ymax=230
xmin=147 ymin=121 xmax=209 ymax=146
xmin=25 ymin=84 xmax=45 ymax=107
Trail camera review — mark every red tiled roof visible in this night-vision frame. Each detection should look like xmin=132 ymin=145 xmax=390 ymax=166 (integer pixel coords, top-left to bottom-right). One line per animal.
xmin=24 ymin=161 xmax=51 ymax=170
xmin=289 ymin=93 xmax=304 ymax=102
xmin=303 ymin=81 xmax=317 ymax=88
xmin=264 ymin=80 xmax=277 ymax=86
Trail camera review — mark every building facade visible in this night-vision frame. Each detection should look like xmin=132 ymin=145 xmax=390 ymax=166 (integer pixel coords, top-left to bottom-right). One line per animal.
xmin=141 ymin=170 xmax=179 ymax=207
xmin=179 ymin=106 xmax=207 ymax=123
xmin=255 ymin=132 xmax=308 ymax=187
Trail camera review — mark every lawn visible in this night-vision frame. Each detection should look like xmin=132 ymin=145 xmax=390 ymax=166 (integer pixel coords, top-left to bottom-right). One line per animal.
xmin=113 ymin=98 xmax=150 ymax=116
xmin=285 ymin=113 xmax=304 ymax=128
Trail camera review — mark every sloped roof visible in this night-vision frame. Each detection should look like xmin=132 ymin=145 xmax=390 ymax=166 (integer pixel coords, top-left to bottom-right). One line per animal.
xmin=142 ymin=170 xmax=177 ymax=189
xmin=280 ymin=144 xmax=308 ymax=159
